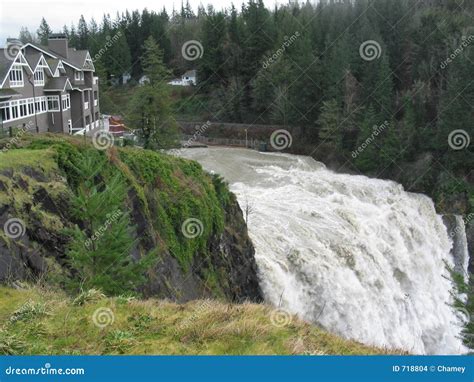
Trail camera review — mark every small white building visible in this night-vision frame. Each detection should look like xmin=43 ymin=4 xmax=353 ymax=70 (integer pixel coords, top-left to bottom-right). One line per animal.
xmin=139 ymin=75 xmax=150 ymax=85
xmin=168 ymin=70 xmax=197 ymax=86
xmin=122 ymin=72 xmax=131 ymax=84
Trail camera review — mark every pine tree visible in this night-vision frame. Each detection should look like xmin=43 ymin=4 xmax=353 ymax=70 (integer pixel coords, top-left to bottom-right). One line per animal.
xmin=437 ymin=43 xmax=474 ymax=174
xmin=127 ymin=37 xmax=179 ymax=149
xmin=141 ymin=36 xmax=171 ymax=84
xmin=100 ymin=28 xmax=131 ymax=80
xmin=270 ymin=85 xmax=292 ymax=127
xmin=199 ymin=10 xmax=227 ymax=88
xmin=354 ymin=105 xmax=381 ymax=172
xmin=66 ymin=154 xmax=155 ymax=295
xmin=19 ymin=27 xmax=34 ymax=43
xmin=399 ymin=95 xmax=417 ymax=161
xmin=37 ymin=18 xmax=52 ymax=45
xmin=69 ymin=24 xmax=78 ymax=48
xmin=317 ymin=99 xmax=343 ymax=149
xmin=379 ymin=119 xmax=401 ymax=170
xmin=77 ymin=15 xmax=89 ymax=49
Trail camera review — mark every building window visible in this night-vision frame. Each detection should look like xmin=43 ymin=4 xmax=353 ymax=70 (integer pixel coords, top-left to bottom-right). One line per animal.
xmin=0 ymin=97 xmax=50 ymax=122
xmin=27 ymin=99 xmax=34 ymax=115
xmin=74 ymin=71 xmax=84 ymax=81
xmin=67 ymin=119 xmax=72 ymax=134
xmin=9 ymin=65 xmax=23 ymax=87
xmin=0 ymin=102 xmax=11 ymax=122
xmin=62 ymin=94 xmax=70 ymax=110
xmin=10 ymin=101 xmax=19 ymax=119
xmin=33 ymin=96 xmax=47 ymax=114
xmin=34 ymin=68 xmax=45 ymax=86
xmin=47 ymin=96 xmax=60 ymax=111
xmin=19 ymin=100 xmax=28 ymax=117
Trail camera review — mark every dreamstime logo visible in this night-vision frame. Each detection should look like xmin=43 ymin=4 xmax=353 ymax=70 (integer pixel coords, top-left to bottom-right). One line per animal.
xmin=85 ymin=209 xmax=122 ymax=249
xmin=93 ymin=31 xmax=123 ymax=63
xmin=181 ymin=218 xmax=204 ymax=239
xmin=92 ymin=307 xmax=115 ymax=328
xmin=351 ymin=121 xmax=389 ymax=158
xmin=1 ymin=120 xmax=35 ymax=154
xmin=262 ymin=32 xmax=300 ymax=69
xmin=448 ymin=129 xmax=470 ymax=150
xmin=182 ymin=121 xmax=211 ymax=149
xmin=3 ymin=218 xmax=26 ymax=240
xmin=270 ymin=129 xmax=292 ymax=150
xmin=92 ymin=131 xmax=114 ymax=150
xmin=4 ymin=39 xmax=22 ymax=60
xmin=175 ymin=300 xmax=213 ymax=334
xmin=359 ymin=40 xmax=382 ymax=61
xmin=440 ymin=35 xmax=474 ymax=69
xmin=181 ymin=40 xmax=204 ymax=61
xmin=270 ymin=308 xmax=292 ymax=327
xmin=449 ymin=213 xmax=473 ymax=238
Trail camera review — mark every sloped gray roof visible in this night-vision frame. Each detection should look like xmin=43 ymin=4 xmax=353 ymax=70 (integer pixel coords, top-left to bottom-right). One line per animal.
xmin=43 ymin=76 xmax=72 ymax=92
xmin=0 ymin=88 xmax=21 ymax=98
xmin=24 ymin=51 xmax=42 ymax=70
xmin=65 ymin=49 xmax=88 ymax=69
xmin=27 ymin=42 xmax=91 ymax=71
xmin=0 ymin=49 xmax=14 ymax=85
xmin=183 ymin=69 xmax=196 ymax=77
xmin=46 ymin=58 xmax=60 ymax=73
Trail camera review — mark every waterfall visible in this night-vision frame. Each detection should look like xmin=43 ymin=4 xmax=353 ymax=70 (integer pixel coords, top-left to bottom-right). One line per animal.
xmin=177 ymin=147 xmax=467 ymax=354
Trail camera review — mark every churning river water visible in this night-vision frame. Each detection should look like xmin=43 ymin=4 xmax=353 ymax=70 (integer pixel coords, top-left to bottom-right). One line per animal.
xmin=177 ymin=147 xmax=468 ymax=354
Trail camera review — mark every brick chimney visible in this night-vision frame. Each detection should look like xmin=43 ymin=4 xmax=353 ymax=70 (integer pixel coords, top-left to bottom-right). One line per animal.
xmin=48 ymin=33 xmax=68 ymax=58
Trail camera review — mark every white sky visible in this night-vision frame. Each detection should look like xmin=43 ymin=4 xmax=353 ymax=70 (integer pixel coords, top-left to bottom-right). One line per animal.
xmin=0 ymin=0 xmax=281 ymax=44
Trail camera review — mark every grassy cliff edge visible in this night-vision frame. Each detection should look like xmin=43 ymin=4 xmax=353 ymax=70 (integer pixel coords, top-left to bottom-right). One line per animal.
xmin=0 ymin=286 xmax=400 ymax=355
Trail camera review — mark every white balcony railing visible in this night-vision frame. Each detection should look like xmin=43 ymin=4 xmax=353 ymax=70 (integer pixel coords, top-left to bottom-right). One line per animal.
xmin=84 ymin=102 xmax=89 ymax=110
xmin=10 ymin=80 xmax=23 ymax=87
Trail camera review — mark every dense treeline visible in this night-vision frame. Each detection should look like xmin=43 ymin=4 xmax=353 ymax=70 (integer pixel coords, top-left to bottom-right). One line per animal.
xmin=16 ymin=0 xmax=474 ymax=349
xmin=20 ymin=0 xmax=473 ymax=208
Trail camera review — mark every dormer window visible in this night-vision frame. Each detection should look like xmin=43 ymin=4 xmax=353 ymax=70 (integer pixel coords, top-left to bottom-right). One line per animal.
xmin=54 ymin=61 xmax=65 ymax=77
xmin=74 ymin=71 xmax=84 ymax=81
xmin=9 ymin=65 xmax=24 ymax=87
xmin=34 ymin=68 xmax=45 ymax=86
xmin=85 ymin=55 xmax=93 ymax=67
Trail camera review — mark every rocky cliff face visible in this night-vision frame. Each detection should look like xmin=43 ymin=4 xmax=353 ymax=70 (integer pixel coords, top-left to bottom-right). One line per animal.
xmin=466 ymin=219 xmax=474 ymax=274
xmin=0 ymin=135 xmax=262 ymax=302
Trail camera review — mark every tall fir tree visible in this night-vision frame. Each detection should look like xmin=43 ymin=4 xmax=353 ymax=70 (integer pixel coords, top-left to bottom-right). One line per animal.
xmin=127 ymin=37 xmax=179 ymax=149
xmin=37 ymin=18 xmax=52 ymax=45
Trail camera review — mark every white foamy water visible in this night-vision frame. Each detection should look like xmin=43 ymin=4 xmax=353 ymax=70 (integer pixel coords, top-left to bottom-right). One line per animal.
xmin=178 ymin=147 xmax=467 ymax=354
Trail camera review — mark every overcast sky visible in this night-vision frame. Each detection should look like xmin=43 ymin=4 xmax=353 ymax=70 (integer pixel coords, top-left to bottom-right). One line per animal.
xmin=0 ymin=0 xmax=282 ymax=44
